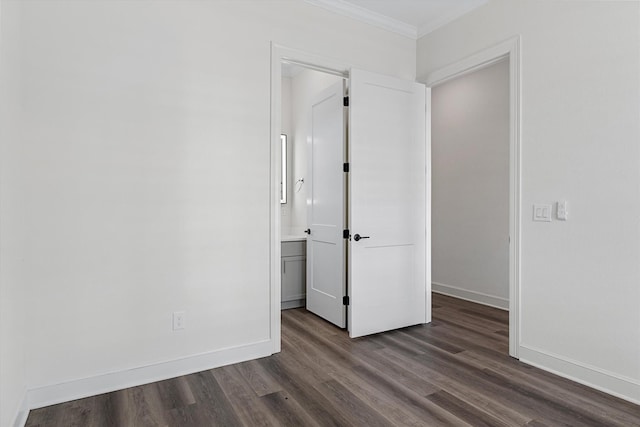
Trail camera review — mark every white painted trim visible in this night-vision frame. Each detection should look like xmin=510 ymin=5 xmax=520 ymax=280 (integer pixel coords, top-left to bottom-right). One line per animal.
xmin=27 ymin=340 xmax=272 ymax=410
xmin=520 ymin=345 xmax=640 ymax=405
xmin=432 ymin=282 xmax=508 ymax=311
xmin=304 ymin=0 xmax=417 ymax=39
xmin=12 ymin=389 xmax=29 ymax=427
xmin=508 ymin=36 xmax=522 ymax=360
xmin=421 ymin=38 xmax=514 ymax=86
xmin=270 ymin=43 xmax=352 ymax=354
xmin=425 ymin=88 xmax=432 ymax=324
xmin=270 ymin=44 xmax=282 ymax=355
xmin=421 ymin=36 xmax=521 ymax=358
xmin=417 ymin=1 xmax=488 ymax=39
xmin=281 ymin=299 xmax=305 ymax=310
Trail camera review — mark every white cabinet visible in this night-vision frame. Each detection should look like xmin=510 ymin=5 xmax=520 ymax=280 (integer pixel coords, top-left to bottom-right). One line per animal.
xmin=281 ymin=240 xmax=306 ymax=310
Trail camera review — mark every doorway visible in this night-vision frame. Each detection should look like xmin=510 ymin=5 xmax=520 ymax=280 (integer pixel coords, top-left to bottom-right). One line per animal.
xmin=431 ymin=58 xmax=510 ymax=310
xmin=280 ymin=63 xmax=348 ymax=326
xmin=270 ymin=45 xmax=431 ymax=353
xmin=424 ymin=37 xmax=521 ymax=358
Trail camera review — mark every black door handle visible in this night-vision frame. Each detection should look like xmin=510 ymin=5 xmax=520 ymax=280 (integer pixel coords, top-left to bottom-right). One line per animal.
xmin=353 ymin=234 xmax=370 ymax=241
xmin=304 ymin=229 xmax=311 ymax=235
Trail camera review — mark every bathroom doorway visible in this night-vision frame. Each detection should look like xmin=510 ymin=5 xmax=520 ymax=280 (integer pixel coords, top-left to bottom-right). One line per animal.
xmin=270 ymin=45 xmax=430 ymax=351
xmin=279 ymin=64 xmax=347 ymax=326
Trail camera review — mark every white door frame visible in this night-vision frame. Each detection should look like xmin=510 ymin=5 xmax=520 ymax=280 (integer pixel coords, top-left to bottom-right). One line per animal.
xmin=269 ymin=43 xmax=349 ymax=353
xmin=420 ymin=36 xmax=522 ymax=358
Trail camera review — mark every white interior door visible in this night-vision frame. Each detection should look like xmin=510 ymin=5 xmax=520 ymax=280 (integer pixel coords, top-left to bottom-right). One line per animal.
xmin=349 ymin=68 xmax=428 ymax=338
xmin=306 ymin=81 xmax=346 ymax=328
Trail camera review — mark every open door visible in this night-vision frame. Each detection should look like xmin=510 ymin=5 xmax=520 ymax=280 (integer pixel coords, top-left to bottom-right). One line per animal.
xmin=306 ymin=81 xmax=347 ymax=328
xmin=349 ymin=68 xmax=428 ymax=338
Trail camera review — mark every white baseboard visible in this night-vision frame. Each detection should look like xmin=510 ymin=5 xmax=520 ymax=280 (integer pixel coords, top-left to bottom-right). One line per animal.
xmin=519 ymin=344 xmax=640 ymax=405
xmin=432 ymin=281 xmax=509 ymax=310
xmin=27 ymin=339 xmax=274 ymax=411
xmin=12 ymin=389 xmax=29 ymax=427
xmin=281 ymin=299 xmax=305 ymax=310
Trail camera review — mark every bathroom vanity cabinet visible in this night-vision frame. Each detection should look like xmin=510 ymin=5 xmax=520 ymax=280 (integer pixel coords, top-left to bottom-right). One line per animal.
xmin=281 ymin=239 xmax=306 ymax=309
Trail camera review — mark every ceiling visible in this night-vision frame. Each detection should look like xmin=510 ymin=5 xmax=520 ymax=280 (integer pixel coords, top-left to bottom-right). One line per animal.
xmin=305 ymin=0 xmax=487 ymax=39
xmin=281 ymin=62 xmax=306 ymax=78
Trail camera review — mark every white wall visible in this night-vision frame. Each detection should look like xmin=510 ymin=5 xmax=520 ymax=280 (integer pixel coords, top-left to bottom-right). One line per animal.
xmin=289 ymin=69 xmax=345 ymax=234
xmin=431 ymin=59 xmax=509 ymax=309
xmin=3 ymin=0 xmax=415 ymax=417
xmin=281 ymin=76 xmax=293 ymax=230
xmin=419 ymin=0 xmax=640 ymax=403
xmin=8 ymin=0 xmax=637 ymax=418
xmin=0 ymin=1 xmax=28 ymax=426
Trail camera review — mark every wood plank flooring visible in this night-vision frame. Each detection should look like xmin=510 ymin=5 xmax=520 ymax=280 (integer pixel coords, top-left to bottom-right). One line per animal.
xmin=26 ymin=294 xmax=640 ymax=426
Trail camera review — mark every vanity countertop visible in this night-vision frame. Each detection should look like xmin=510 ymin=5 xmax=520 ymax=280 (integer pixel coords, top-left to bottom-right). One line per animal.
xmin=281 ymin=234 xmax=307 ymax=242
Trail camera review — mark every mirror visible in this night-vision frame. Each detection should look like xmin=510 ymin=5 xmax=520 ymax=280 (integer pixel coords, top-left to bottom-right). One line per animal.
xmin=280 ymin=134 xmax=287 ymax=204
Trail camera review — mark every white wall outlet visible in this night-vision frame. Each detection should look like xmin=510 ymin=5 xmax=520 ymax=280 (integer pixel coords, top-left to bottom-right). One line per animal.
xmin=533 ymin=204 xmax=552 ymax=222
xmin=173 ymin=311 xmax=186 ymax=330
xmin=557 ymin=201 xmax=568 ymax=220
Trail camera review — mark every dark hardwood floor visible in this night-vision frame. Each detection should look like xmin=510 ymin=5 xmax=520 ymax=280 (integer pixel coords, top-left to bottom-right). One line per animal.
xmin=26 ymin=294 xmax=640 ymax=426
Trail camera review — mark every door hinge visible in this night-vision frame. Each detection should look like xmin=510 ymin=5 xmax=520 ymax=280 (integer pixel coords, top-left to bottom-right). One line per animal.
xmin=343 ymin=296 xmax=350 ymax=306
xmin=343 ymin=162 xmax=349 ymax=173
xmin=343 ymin=229 xmax=349 ymax=239
xmin=343 ymin=96 xmax=349 ymax=107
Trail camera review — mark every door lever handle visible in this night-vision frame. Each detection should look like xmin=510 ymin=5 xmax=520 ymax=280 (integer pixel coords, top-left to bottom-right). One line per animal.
xmin=353 ymin=234 xmax=369 ymax=241
xmin=304 ymin=229 xmax=311 ymax=235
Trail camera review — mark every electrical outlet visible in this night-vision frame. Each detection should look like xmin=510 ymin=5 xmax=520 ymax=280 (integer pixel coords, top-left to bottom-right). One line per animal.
xmin=173 ymin=311 xmax=186 ymax=330
xmin=557 ymin=201 xmax=568 ymax=220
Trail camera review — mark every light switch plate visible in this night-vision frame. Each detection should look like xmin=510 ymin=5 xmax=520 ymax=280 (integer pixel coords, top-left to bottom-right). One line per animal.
xmin=533 ymin=204 xmax=552 ymax=222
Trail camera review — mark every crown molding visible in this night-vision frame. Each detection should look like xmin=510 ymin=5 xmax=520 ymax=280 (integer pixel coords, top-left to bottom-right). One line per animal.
xmin=305 ymin=0 xmax=418 ymax=39
xmin=417 ymin=0 xmax=488 ymax=38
